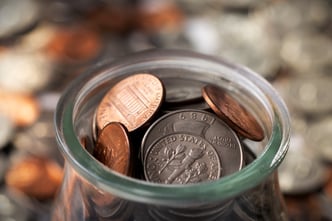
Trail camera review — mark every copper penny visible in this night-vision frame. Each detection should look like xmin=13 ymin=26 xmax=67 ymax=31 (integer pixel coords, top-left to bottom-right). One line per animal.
xmin=0 ymin=89 xmax=40 ymax=127
xmin=93 ymin=122 xmax=131 ymax=175
xmin=5 ymin=155 xmax=63 ymax=200
xmin=45 ymin=26 xmax=102 ymax=63
xmin=96 ymin=73 xmax=164 ymax=132
xmin=202 ymin=84 xmax=264 ymax=141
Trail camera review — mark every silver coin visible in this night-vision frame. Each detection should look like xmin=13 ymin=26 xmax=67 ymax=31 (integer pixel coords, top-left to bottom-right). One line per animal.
xmin=217 ymin=13 xmax=281 ymax=79
xmin=280 ymin=30 xmax=332 ymax=73
xmin=0 ymin=0 xmax=40 ymax=39
xmin=252 ymin=0 xmax=331 ymax=36
xmin=142 ymin=109 xmax=243 ymax=177
xmin=0 ymin=50 xmax=54 ymax=93
xmin=184 ymin=16 xmax=221 ymax=54
xmin=278 ymin=151 xmax=328 ymax=194
xmin=144 ymin=133 xmax=221 ymax=184
xmin=285 ymin=77 xmax=332 ymax=114
xmin=0 ymin=189 xmax=30 ymax=221
xmin=0 ymin=114 xmax=14 ymax=149
xmin=13 ymin=111 xmax=63 ymax=164
xmin=306 ymin=116 xmax=332 ymax=163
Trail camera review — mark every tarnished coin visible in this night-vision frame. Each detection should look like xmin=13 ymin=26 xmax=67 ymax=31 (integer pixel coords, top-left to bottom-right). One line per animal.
xmin=202 ymin=85 xmax=264 ymax=141
xmin=142 ymin=109 xmax=243 ymax=176
xmin=93 ymin=122 xmax=131 ymax=175
xmin=5 ymin=155 xmax=63 ymax=200
xmin=96 ymin=73 xmax=164 ymax=132
xmin=144 ymin=133 xmax=221 ymax=184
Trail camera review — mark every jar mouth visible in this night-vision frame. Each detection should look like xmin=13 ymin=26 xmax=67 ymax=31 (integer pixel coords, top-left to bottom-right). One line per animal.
xmin=55 ymin=49 xmax=290 ymax=206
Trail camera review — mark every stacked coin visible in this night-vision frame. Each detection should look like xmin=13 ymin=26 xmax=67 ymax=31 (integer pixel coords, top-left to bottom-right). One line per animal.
xmin=91 ymin=72 xmax=264 ymax=186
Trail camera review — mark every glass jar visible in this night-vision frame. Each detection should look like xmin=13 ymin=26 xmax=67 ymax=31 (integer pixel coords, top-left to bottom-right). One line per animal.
xmin=52 ymin=49 xmax=290 ymax=221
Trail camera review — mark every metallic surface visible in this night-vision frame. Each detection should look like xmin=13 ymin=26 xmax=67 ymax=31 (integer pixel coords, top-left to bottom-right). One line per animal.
xmin=142 ymin=109 xmax=243 ymax=176
xmin=202 ymin=84 xmax=264 ymax=141
xmin=144 ymin=133 xmax=221 ymax=184
xmin=93 ymin=122 xmax=131 ymax=175
xmin=96 ymin=73 xmax=164 ymax=132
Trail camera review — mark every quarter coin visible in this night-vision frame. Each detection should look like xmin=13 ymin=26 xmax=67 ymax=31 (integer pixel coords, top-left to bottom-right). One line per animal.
xmin=96 ymin=73 xmax=164 ymax=132
xmin=93 ymin=122 xmax=131 ymax=175
xmin=202 ymin=85 xmax=264 ymax=141
xmin=142 ymin=109 xmax=243 ymax=176
xmin=144 ymin=133 xmax=221 ymax=184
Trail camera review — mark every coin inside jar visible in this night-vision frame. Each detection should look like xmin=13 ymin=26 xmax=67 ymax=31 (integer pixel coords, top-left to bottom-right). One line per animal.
xmin=93 ymin=122 xmax=131 ymax=175
xmin=96 ymin=73 xmax=164 ymax=132
xmin=144 ymin=133 xmax=221 ymax=184
xmin=141 ymin=109 xmax=243 ymax=177
xmin=202 ymin=84 xmax=264 ymax=141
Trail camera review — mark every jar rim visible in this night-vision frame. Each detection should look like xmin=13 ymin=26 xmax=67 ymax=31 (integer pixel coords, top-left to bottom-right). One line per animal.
xmin=55 ymin=49 xmax=290 ymax=206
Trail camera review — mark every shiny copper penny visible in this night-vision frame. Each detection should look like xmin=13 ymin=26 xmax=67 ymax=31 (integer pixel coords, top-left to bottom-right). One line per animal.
xmin=93 ymin=122 xmax=131 ymax=175
xmin=202 ymin=85 xmax=264 ymax=141
xmin=96 ymin=73 xmax=164 ymax=132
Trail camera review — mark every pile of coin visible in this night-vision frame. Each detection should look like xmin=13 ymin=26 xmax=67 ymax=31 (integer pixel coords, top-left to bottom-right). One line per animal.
xmin=89 ymin=73 xmax=264 ymax=185
xmin=0 ymin=0 xmax=331 ymax=220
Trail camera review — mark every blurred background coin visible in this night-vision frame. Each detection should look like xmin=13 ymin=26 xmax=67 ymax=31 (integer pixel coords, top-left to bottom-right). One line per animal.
xmin=280 ymin=30 xmax=332 ymax=73
xmin=0 ymin=189 xmax=30 ymax=221
xmin=306 ymin=117 xmax=332 ymax=163
xmin=278 ymin=151 xmax=329 ymax=195
xmin=44 ymin=25 xmax=103 ymax=64
xmin=0 ymin=0 xmax=40 ymax=39
xmin=13 ymin=112 xmax=63 ymax=164
xmin=216 ymin=13 xmax=281 ymax=79
xmin=0 ymin=50 xmax=54 ymax=94
xmin=5 ymin=155 xmax=63 ymax=200
xmin=0 ymin=90 xmax=40 ymax=127
xmin=284 ymin=77 xmax=332 ymax=115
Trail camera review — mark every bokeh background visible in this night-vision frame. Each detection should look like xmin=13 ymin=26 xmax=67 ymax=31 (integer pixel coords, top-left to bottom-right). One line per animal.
xmin=0 ymin=0 xmax=332 ymax=220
